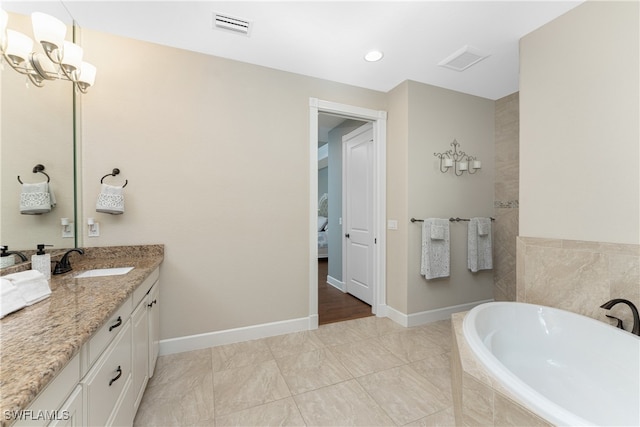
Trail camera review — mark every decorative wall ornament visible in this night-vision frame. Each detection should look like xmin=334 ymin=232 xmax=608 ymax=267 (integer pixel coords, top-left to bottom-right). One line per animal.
xmin=434 ymin=139 xmax=482 ymax=176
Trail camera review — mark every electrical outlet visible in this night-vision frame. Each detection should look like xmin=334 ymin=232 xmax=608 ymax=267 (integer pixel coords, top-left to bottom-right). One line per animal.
xmin=62 ymin=223 xmax=74 ymax=238
xmin=88 ymin=222 xmax=100 ymax=237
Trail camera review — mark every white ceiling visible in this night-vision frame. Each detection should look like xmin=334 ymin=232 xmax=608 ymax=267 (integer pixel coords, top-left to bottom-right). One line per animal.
xmin=5 ymin=1 xmax=583 ymax=101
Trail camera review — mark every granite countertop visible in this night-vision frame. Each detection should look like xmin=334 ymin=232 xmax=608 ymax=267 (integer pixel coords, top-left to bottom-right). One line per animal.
xmin=0 ymin=245 xmax=164 ymax=424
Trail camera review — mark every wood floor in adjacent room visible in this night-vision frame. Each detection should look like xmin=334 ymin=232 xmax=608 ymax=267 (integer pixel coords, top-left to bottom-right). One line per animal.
xmin=317 ymin=259 xmax=372 ymax=325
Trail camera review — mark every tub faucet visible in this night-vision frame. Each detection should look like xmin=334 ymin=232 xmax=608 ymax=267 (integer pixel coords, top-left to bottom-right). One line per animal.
xmin=53 ymin=248 xmax=85 ymax=275
xmin=600 ymin=299 xmax=640 ymax=336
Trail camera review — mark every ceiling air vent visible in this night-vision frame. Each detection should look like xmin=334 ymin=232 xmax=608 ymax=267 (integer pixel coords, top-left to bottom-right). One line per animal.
xmin=213 ymin=12 xmax=252 ymax=36
xmin=438 ymin=45 xmax=489 ymax=72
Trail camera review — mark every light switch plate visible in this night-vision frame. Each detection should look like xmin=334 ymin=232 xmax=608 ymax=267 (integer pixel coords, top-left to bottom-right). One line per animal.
xmin=62 ymin=223 xmax=74 ymax=238
xmin=88 ymin=222 xmax=100 ymax=237
xmin=387 ymin=220 xmax=398 ymax=230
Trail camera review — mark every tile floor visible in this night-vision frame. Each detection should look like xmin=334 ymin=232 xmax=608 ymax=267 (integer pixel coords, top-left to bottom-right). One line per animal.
xmin=133 ymin=317 xmax=456 ymax=426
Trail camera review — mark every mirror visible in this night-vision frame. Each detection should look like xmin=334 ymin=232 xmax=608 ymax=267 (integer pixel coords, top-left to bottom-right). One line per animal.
xmin=1 ymin=3 xmax=78 ymax=265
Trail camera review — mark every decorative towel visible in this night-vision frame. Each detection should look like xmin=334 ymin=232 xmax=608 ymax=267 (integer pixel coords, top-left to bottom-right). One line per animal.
xmin=468 ymin=217 xmax=493 ymax=272
xmin=20 ymin=182 xmax=56 ymax=214
xmin=0 ymin=278 xmax=27 ymax=318
xmin=421 ymin=219 xmax=450 ymax=279
xmin=96 ymin=183 xmax=125 ymax=214
xmin=2 ymin=269 xmax=51 ymax=306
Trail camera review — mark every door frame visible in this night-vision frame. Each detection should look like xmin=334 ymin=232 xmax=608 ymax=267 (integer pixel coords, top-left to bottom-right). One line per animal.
xmin=308 ymin=98 xmax=387 ymax=329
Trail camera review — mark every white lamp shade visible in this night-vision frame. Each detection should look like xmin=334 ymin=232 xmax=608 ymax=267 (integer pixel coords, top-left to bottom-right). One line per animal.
xmin=61 ymin=41 xmax=83 ymax=71
xmin=458 ymin=161 xmax=468 ymax=171
xmin=78 ymin=61 xmax=97 ymax=86
xmin=5 ymin=30 xmax=33 ymax=64
xmin=472 ymin=160 xmax=482 ymax=169
xmin=443 ymin=158 xmax=453 ymax=168
xmin=31 ymin=12 xmax=66 ymax=50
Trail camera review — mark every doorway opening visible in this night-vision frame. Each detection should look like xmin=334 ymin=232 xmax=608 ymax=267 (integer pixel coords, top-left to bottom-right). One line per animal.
xmin=317 ymin=115 xmax=372 ymax=325
xmin=308 ymin=99 xmax=387 ymax=329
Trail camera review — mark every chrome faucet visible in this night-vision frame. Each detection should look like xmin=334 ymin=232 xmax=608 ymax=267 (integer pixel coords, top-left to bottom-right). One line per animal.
xmin=600 ymin=299 xmax=640 ymax=336
xmin=53 ymin=248 xmax=85 ymax=275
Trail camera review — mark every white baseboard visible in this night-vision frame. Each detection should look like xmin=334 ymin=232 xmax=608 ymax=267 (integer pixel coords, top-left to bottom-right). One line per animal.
xmin=386 ymin=299 xmax=493 ymax=328
xmin=159 ymin=300 xmax=492 ymax=356
xmin=326 ymin=275 xmax=345 ymax=292
xmin=159 ymin=316 xmax=312 ymax=356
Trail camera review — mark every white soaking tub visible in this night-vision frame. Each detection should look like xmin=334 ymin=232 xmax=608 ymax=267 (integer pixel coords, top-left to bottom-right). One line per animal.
xmin=463 ymin=302 xmax=640 ymax=426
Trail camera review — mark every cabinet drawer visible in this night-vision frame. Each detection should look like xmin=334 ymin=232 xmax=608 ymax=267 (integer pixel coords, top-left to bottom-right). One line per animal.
xmin=132 ymin=268 xmax=159 ymax=307
xmin=14 ymin=355 xmax=80 ymax=427
xmin=83 ymin=320 xmax=132 ymax=427
xmin=88 ymin=296 xmax=132 ymax=367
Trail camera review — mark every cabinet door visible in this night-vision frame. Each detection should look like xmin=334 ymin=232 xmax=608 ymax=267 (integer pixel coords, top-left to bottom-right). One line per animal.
xmin=147 ymin=281 xmax=160 ymax=377
xmin=131 ymin=299 xmax=149 ymax=411
xmin=49 ymin=385 xmax=82 ymax=427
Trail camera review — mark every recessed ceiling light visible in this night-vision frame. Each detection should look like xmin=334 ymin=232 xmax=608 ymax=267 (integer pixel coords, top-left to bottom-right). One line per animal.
xmin=364 ymin=50 xmax=384 ymax=62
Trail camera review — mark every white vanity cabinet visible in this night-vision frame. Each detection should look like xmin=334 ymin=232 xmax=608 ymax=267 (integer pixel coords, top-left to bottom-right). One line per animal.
xmin=131 ymin=269 xmax=160 ymax=413
xmin=147 ymin=281 xmax=160 ymax=377
xmin=15 ymin=267 xmax=160 ymax=427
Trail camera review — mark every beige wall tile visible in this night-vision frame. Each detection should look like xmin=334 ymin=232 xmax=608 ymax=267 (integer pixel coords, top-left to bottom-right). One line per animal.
xmin=494 ymin=392 xmax=552 ymax=427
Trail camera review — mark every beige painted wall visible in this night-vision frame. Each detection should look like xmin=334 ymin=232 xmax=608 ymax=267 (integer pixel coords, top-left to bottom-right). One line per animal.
xmin=385 ymin=81 xmax=410 ymax=313
xmin=518 ymin=1 xmax=639 ymax=329
xmin=79 ymin=30 xmax=387 ymax=340
xmin=406 ymin=81 xmax=495 ymax=313
xmin=385 ymin=80 xmax=495 ymax=315
xmin=520 ymin=0 xmax=639 ymax=245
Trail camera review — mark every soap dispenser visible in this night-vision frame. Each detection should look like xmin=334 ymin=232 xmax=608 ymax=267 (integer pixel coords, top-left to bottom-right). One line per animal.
xmin=0 ymin=246 xmax=15 ymax=268
xmin=31 ymin=244 xmax=53 ymax=280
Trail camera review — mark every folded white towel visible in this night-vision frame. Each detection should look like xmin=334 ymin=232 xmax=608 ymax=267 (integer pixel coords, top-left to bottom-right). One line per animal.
xmin=1 ymin=278 xmax=27 ymax=318
xmin=3 ymin=270 xmax=51 ymax=306
xmin=96 ymin=183 xmax=125 ymax=214
xmin=430 ymin=225 xmax=446 ymax=240
xmin=421 ymin=219 xmax=450 ymax=279
xmin=20 ymin=182 xmax=56 ymax=214
xmin=468 ymin=218 xmax=493 ymax=272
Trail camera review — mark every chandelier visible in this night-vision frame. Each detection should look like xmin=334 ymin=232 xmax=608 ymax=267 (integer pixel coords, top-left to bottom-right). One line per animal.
xmin=0 ymin=9 xmax=96 ymax=93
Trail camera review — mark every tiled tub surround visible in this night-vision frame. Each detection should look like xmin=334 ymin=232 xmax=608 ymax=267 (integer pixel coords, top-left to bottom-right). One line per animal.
xmin=451 ymin=312 xmax=552 ymax=427
xmin=516 ymin=236 xmax=640 ymax=333
xmin=0 ymin=245 xmax=164 ymax=424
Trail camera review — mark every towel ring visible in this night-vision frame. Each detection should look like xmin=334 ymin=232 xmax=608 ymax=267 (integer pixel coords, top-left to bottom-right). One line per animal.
xmin=100 ymin=168 xmax=128 ymax=188
xmin=17 ymin=164 xmax=50 ymax=184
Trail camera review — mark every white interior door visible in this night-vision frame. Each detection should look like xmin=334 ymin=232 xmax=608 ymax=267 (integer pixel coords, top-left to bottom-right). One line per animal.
xmin=343 ymin=122 xmax=374 ymax=305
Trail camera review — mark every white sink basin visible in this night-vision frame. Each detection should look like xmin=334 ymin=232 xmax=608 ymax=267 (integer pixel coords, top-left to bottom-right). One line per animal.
xmin=76 ymin=267 xmax=134 ymax=278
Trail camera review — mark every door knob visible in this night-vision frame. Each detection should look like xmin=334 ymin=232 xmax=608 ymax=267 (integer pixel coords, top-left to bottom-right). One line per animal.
xmin=345 ymin=233 xmax=350 ymax=238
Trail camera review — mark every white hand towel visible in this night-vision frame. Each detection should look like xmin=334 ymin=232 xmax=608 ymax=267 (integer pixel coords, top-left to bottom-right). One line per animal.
xmin=20 ymin=182 xmax=55 ymax=214
xmin=3 ymin=270 xmax=51 ymax=306
xmin=421 ymin=219 xmax=450 ymax=279
xmin=1 ymin=278 xmax=27 ymax=318
xmin=468 ymin=218 xmax=493 ymax=273
xmin=96 ymin=183 xmax=125 ymax=214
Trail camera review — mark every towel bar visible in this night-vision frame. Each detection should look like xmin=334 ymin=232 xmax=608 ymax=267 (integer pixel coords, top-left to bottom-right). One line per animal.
xmin=17 ymin=164 xmax=50 ymax=184
xmin=411 ymin=217 xmax=495 ymax=223
xmin=100 ymin=168 xmax=128 ymax=188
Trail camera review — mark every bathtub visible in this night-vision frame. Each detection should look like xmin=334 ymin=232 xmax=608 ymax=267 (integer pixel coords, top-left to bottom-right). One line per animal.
xmin=462 ymin=302 xmax=640 ymax=426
